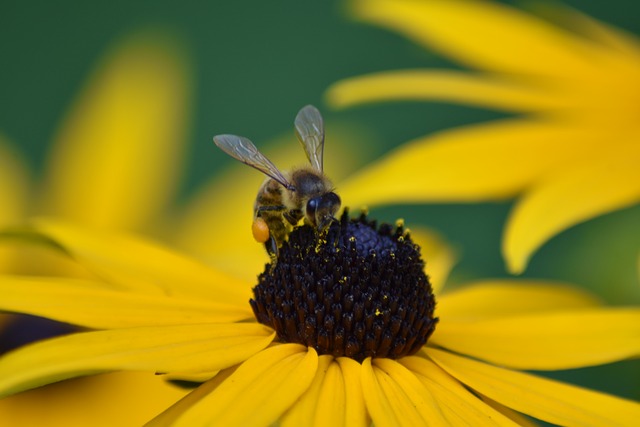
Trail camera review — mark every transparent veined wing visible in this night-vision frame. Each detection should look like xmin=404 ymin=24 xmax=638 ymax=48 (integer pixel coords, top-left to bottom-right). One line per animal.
xmin=213 ymin=134 xmax=292 ymax=189
xmin=294 ymin=105 xmax=324 ymax=171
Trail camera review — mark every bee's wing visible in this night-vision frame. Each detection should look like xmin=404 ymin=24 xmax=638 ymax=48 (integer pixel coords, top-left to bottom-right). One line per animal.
xmin=213 ymin=134 xmax=293 ymax=189
xmin=294 ymin=105 xmax=324 ymax=172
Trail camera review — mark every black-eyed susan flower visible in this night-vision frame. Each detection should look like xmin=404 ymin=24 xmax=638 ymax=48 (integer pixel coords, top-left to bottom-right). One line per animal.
xmin=327 ymin=0 xmax=640 ymax=274
xmin=0 ymin=215 xmax=638 ymax=426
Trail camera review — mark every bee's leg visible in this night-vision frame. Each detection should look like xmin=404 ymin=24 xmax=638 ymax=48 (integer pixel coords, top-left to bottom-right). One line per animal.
xmin=264 ymin=236 xmax=279 ymax=272
xmin=283 ymin=209 xmax=303 ymax=226
xmin=255 ymin=205 xmax=286 ymax=247
xmin=255 ymin=205 xmax=286 ymax=273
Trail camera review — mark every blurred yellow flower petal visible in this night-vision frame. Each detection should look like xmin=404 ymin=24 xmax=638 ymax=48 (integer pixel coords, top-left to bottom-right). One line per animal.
xmin=338 ymin=119 xmax=593 ymax=207
xmin=331 ymin=0 xmax=640 ymax=272
xmin=0 ymin=372 xmax=187 ymax=427
xmin=0 ymin=323 xmax=274 ymax=397
xmin=409 ymin=227 xmax=457 ymax=295
xmin=432 ymin=308 xmax=640 ymax=370
xmin=171 ymin=345 xmax=317 ymax=427
xmin=436 ymin=279 xmax=601 ymax=320
xmin=25 ymin=218 xmax=250 ymax=304
xmin=0 ymin=137 xmax=30 ymax=269
xmin=0 ymin=275 xmax=251 ymax=329
xmin=400 ymin=356 xmax=517 ymax=426
xmin=327 ymin=70 xmax=558 ymax=112
xmin=541 ymin=2 xmax=640 ymax=56
xmin=0 ymin=137 xmax=29 ymax=228
xmin=362 ymin=358 xmax=447 ymax=427
xmin=176 ymin=154 xmax=269 ymax=281
xmin=41 ymin=31 xmax=191 ymax=232
xmin=504 ymin=151 xmax=640 ymax=273
xmin=428 ymin=347 xmax=640 ymax=426
xmin=350 ymin=0 xmax=602 ymax=77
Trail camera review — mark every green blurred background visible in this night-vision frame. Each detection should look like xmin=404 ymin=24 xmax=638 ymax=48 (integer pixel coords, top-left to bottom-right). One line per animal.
xmin=2 ymin=0 xmax=639 ymax=405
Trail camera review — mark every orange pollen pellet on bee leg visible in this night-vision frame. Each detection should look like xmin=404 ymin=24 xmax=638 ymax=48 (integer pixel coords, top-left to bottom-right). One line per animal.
xmin=252 ymin=217 xmax=271 ymax=243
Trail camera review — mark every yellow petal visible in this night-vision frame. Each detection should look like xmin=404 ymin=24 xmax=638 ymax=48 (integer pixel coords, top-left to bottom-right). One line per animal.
xmin=504 ymin=149 xmax=640 ymax=273
xmin=24 ymin=218 xmax=251 ymax=304
xmin=0 ymin=275 xmax=252 ymax=328
xmin=350 ymin=0 xmax=603 ymax=77
xmin=335 ymin=358 xmax=369 ymax=426
xmin=431 ymin=308 xmax=640 ymax=370
xmin=0 ymin=137 xmax=30 ymax=270
xmin=409 ymin=227 xmax=457 ymax=295
xmin=147 ymin=366 xmax=237 ymax=427
xmin=427 ymin=348 xmax=640 ymax=427
xmin=327 ymin=70 xmax=559 ymax=112
xmin=400 ymin=356 xmax=518 ymax=426
xmin=337 ymin=119 xmax=592 ymax=208
xmin=0 ymin=323 xmax=274 ymax=397
xmin=436 ymin=279 xmax=601 ymax=320
xmin=479 ymin=395 xmax=539 ymax=427
xmin=315 ymin=359 xmax=350 ymax=426
xmin=281 ymin=355 xmax=334 ymax=427
xmin=175 ymin=153 xmax=269 ymax=282
xmin=361 ymin=358 xmax=447 ymax=427
xmin=281 ymin=356 xmax=368 ymax=427
xmin=0 ymin=137 xmax=29 ymax=227
xmin=547 ymin=3 xmax=640 ymax=57
xmin=0 ymin=372 xmax=187 ymax=427
xmin=41 ymin=31 xmax=191 ymax=231
xmin=172 ymin=344 xmax=318 ymax=427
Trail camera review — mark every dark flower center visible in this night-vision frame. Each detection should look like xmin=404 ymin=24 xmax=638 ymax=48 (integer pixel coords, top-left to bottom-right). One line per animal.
xmin=250 ymin=210 xmax=438 ymax=362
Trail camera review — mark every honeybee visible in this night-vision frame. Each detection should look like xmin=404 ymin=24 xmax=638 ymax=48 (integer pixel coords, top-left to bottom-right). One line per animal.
xmin=213 ymin=105 xmax=341 ymax=262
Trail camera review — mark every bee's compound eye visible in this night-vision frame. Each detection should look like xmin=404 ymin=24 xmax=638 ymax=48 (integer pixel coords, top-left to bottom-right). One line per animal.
xmin=321 ymin=192 xmax=341 ymax=212
xmin=306 ymin=197 xmax=320 ymax=223
xmin=252 ymin=217 xmax=270 ymax=243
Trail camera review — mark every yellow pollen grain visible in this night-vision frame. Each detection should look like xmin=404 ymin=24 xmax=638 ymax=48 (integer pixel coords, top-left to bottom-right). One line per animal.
xmin=314 ymin=237 xmax=327 ymax=254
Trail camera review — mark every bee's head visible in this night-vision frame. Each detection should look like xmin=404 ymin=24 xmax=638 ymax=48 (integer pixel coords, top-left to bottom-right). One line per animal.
xmin=306 ymin=192 xmax=341 ymax=233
